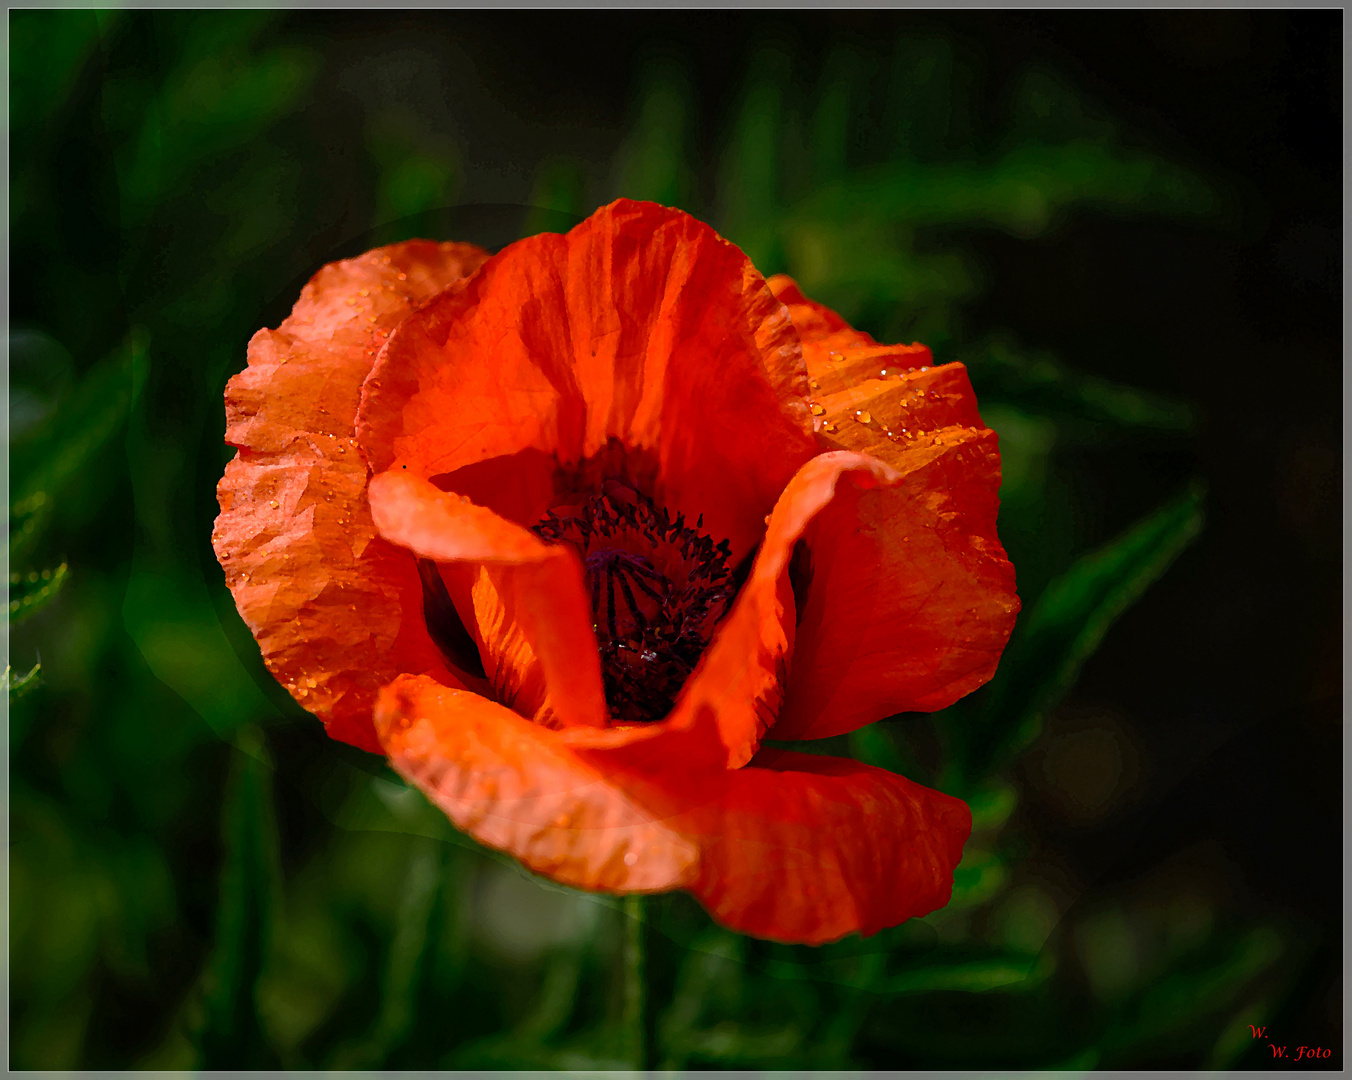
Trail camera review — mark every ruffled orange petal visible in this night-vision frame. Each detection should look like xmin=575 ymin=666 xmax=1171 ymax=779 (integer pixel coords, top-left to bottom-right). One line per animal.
xmin=667 ymin=451 xmax=901 ymax=768
xmin=377 ymin=673 xmax=970 ymax=944
xmin=375 ymin=673 xmax=705 ymax=892
xmin=213 ymin=241 xmax=489 ymax=750
xmin=685 ymin=747 xmax=971 ymax=944
xmin=357 ymin=200 xmax=818 ymax=565
xmin=367 ymin=470 xmax=607 ymax=730
xmin=761 ymin=276 xmax=1018 ymax=741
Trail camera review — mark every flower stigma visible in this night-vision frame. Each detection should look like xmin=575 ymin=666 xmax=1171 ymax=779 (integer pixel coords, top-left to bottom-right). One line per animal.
xmin=532 ymin=482 xmax=734 ymax=724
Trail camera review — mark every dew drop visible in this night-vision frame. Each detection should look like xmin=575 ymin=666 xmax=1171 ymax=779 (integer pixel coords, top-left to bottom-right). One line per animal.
xmin=828 ymin=351 xmax=845 ymax=362
xmin=934 ymin=437 xmax=944 ymax=445
xmin=822 ymin=421 xmax=837 ymax=432
xmin=809 ymin=403 xmax=826 ymax=416
xmin=809 ymin=379 xmax=819 ymax=389
xmin=880 ymin=369 xmax=888 ymax=376
xmin=624 ymin=850 xmax=638 ymax=866
xmin=269 ymin=500 xmax=279 ymax=508
xmin=855 ymin=410 xmax=872 ymax=425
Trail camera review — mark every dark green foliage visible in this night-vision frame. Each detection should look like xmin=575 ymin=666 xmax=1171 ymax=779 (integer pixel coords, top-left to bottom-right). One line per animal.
xmin=192 ymin=728 xmax=282 ymax=1068
xmin=9 ymin=11 xmax=1315 ymax=1071
xmin=967 ymin=484 xmax=1206 ymax=779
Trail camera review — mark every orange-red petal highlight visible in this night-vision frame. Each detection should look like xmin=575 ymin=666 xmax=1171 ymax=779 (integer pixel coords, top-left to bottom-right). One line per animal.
xmin=368 ymin=470 xmax=608 ymax=730
xmin=213 ymin=241 xmax=489 ymax=750
xmin=357 ymin=200 xmax=818 ymax=565
xmin=669 ymin=451 xmax=902 ymax=767
xmin=377 ymin=673 xmax=971 ymax=944
xmin=765 ymin=275 xmax=1019 ymax=741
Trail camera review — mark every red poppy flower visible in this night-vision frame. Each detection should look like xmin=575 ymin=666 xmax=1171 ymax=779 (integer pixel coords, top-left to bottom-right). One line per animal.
xmin=213 ymin=200 xmax=1018 ymax=944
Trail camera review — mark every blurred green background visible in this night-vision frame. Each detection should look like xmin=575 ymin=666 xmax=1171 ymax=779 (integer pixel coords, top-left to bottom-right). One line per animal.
xmin=8 ymin=10 xmax=1340 ymax=1070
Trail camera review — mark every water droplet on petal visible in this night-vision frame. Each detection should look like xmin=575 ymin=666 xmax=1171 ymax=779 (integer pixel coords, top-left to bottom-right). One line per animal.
xmin=269 ymin=500 xmax=279 ymax=508
xmin=828 ymin=351 xmax=845 ymax=362
xmin=855 ymin=410 xmax=872 ymax=425
xmin=809 ymin=403 xmax=826 ymax=416
xmin=624 ymin=850 xmax=638 ymax=866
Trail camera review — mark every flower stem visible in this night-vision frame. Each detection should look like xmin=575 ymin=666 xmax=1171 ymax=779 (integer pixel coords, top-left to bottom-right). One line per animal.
xmin=622 ymin=893 xmax=647 ymax=1070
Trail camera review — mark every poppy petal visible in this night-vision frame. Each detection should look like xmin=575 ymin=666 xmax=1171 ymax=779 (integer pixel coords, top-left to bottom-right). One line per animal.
xmin=685 ymin=747 xmax=972 ymax=945
xmin=769 ymin=273 xmax=988 ymax=458
xmin=668 ymin=451 xmax=901 ymax=767
xmin=367 ymin=470 xmax=608 ymax=730
xmin=374 ymin=673 xmax=703 ymax=891
xmin=214 ymin=241 xmax=489 ymax=750
xmin=357 ymin=199 xmax=818 ymax=565
xmin=765 ymin=276 xmax=1019 ymax=741
xmin=376 ymin=673 xmax=969 ymax=944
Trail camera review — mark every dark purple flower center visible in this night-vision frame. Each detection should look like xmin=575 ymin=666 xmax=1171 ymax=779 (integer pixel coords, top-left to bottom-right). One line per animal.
xmin=532 ymin=484 xmax=733 ymax=723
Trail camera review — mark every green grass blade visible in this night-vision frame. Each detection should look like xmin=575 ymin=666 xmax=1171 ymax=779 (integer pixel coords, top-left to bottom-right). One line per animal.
xmin=879 ymin=953 xmax=1050 ymax=994
xmin=9 ymin=11 xmax=110 ymax=137
xmin=794 ymin=141 xmax=1220 ymax=236
xmin=978 ymin=485 xmax=1206 ymax=771
xmin=6 ymin=662 xmax=43 ymax=703
xmin=330 ymin=842 xmax=445 ymax=1068
xmin=717 ymin=40 xmax=791 ymax=267
xmin=614 ymin=54 xmax=696 ymax=208
xmin=9 ymin=563 xmax=70 ymax=623
xmin=193 ymin=727 xmax=281 ymax=1068
xmin=967 ymin=338 xmax=1197 ymax=434
xmin=10 ymin=338 xmax=143 ymax=563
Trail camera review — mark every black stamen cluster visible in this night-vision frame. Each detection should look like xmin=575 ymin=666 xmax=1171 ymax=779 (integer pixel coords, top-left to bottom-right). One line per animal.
xmin=533 ymin=488 xmax=733 ymax=723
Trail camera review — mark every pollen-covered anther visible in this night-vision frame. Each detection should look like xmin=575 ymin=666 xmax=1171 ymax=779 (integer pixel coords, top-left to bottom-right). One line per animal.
xmin=532 ymin=484 xmax=734 ymax=724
